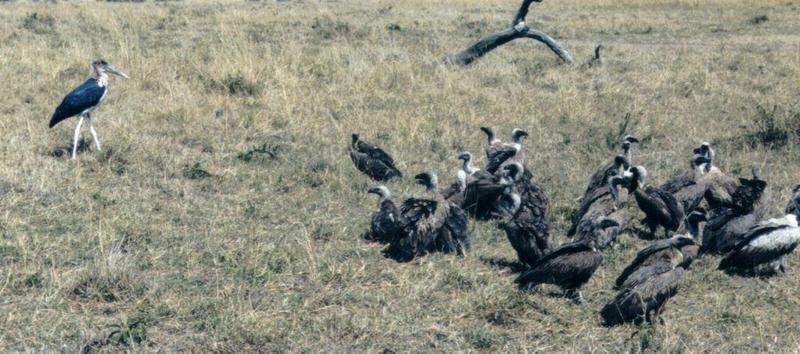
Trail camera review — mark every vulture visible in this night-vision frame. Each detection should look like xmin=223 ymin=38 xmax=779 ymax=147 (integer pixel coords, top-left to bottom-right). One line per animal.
xmin=576 ymin=155 xmax=629 ymax=214
xmin=350 ymin=133 xmax=402 ymax=181
xmin=621 ymin=134 xmax=640 ymax=161
xmin=500 ymin=163 xmax=550 ymax=267
xmin=441 ymin=171 xmax=467 ymax=206
xmin=718 ymin=195 xmax=800 ymax=275
xmin=494 ymin=164 xmax=525 ymax=217
xmin=601 ymin=267 xmax=685 ymax=326
xmin=614 ymin=211 xmax=705 ymax=290
xmin=786 ymin=185 xmax=800 ymax=218
xmin=480 ymin=126 xmax=503 ymax=160
xmin=570 ymin=176 xmax=630 ymax=249
xmin=695 ymin=142 xmax=740 ymax=200
xmin=462 ymin=160 xmax=518 ymax=220
xmin=694 ymin=142 xmax=714 ymax=172
xmin=383 ymin=172 xmax=470 ymax=262
xmin=659 ymin=154 xmax=712 ymax=213
xmin=515 ymin=238 xmax=604 ymax=304
xmin=702 ymin=168 xmax=770 ymax=254
xmin=458 ymin=151 xmax=480 ymax=176
xmin=364 ymin=185 xmax=403 ymax=243
xmin=625 ymin=166 xmax=685 ymax=238
xmin=441 ymin=152 xmax=477 ymax=206
xmin=569 ymin=135 xmax=637 ymax=237
xmin=482 ymin=127 xmax=529 ymax=174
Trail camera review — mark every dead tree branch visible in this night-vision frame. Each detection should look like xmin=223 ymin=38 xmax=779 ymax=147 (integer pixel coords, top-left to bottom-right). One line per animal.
xmin=444 ymin=0 xmax=573 ymax=65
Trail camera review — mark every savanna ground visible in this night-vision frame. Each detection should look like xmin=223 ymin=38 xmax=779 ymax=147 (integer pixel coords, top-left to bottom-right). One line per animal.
xmin=1 ymin=0 xmax=800 ymax=351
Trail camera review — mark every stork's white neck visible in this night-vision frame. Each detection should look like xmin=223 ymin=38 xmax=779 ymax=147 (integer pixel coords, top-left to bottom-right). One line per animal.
xmin=95 ymin=72 xmax=108 ymax=87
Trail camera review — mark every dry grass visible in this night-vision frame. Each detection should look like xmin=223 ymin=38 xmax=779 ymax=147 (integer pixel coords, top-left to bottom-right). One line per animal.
xmin=1 ymin=0 xmax=800 ymax=351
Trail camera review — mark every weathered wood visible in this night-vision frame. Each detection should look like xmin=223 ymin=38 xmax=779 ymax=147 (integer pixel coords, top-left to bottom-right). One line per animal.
xmin=444 ymin=0 xmax=573 ymax=66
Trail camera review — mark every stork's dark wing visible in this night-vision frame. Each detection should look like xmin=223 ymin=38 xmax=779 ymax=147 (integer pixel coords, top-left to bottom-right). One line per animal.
xmin=50 ymin=79 xmax=105 ymax=128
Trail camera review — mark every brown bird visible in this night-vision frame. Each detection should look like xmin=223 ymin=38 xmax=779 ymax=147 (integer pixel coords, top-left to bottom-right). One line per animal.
xmin=500 ymin=163 xmax=550 ymax=267
xmin=615 ymin=211 xmax=705 ymax=290
xmin=703 ymin=168 xmax=770 ymax=254
xmin=481 ymin=127 xmax=529 ymax=174
xmin=625 ymin=166 xmax=685 ymax=238
xmin=364 ymin=185 xmax=404 ymax=244
xmin=350 ymin=133 xmax=402 ymax=181
xmin=719 ymin=194 xmax=800 ymax=275
xmin=569 ymin=135 xmax=637 ymax=237
xmin=384 ymin=172 xmax=470 ymax=262
xmin=515 ymin=238 xmax=603 ymax=304
xmin=660 ymin=154 xmax=712 ymax=214
xmin=570 ymin=175 xmax=630 ymax=249
xmin=601 ymin=267 xmax=685 ymax=326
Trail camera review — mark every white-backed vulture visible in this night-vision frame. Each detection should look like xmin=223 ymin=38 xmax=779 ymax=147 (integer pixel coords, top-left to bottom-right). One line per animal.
xmin=601 ymin=267 xmax=685 ymax=326
xmin=350 ymin=133 xmax=402 ymax=181
xmin=500 ymin=163 xmax=550 ymax=267
xmin=480 ymin=126 xmax=503 ymax=160
xmin=570 ymin=176 xmax=629 ymax=249
xmin=364 ymin=185 xmax=404 ymax=244
xmin=515 ymin=239 xmax=603 ymax=304
xmin=482 ymin=128 xmax=529 ymax=174
xmin=461 ymin=159 xmax=519 ymax=220
xmin=568 ymin=136 xmax=637 ymax=237
xmin=702 ymin=168 xmax=770 ymax=254
xmin=576 ymin=135 xmax=638 ymax=217
xmin=383 ymin=172 xmax=470 ymax=262
xmin=719 ymin=195 xmax=800 ymax=275
xmin=625 ymin=166 xmax=685 ymax=238
xmin=695 ymin=142 xmax=740 ymax=200
xmin=614 ymin=211 xmax=705 ymax=290
xmin=660 ymin=154 xmax=711 ymax=213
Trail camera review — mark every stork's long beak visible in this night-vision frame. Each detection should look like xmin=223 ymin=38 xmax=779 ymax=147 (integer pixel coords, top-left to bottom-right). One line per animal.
xmin=106 ymin=65 xmax=129 ymax=79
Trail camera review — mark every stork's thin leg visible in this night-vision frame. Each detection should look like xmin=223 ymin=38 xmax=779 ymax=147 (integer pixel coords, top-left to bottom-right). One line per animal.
xmin=87 ymin=114 xmax=101 ymax=152
xmin=72 ymin=116 xmax=85 ymax=159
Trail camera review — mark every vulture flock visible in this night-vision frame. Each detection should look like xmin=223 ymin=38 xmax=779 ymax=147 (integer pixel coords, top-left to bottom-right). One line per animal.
xmin=350 ymin=129 xmax=800 ymax=326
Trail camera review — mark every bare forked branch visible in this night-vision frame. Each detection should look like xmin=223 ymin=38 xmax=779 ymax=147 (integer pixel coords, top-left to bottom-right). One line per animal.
xmin=444 ymin=0 xmax=573 ymax=66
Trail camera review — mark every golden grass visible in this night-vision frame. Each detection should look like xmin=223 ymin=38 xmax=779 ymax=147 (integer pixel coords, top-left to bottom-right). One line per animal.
xmin=1 ymin=0 xmax=799 ymax=351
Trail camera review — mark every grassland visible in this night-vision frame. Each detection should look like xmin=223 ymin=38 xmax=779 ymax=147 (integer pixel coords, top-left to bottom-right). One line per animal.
xmin=1 ymin=0 xmax=800 ymax=351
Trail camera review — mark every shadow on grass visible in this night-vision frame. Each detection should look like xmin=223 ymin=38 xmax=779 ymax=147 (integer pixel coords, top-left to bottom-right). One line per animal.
xmin=49 ymin=138 xmax=93 ymax=158
xmin=721 ymin=266 xmax=783 ymax=278
xmin=479 ymin=256 xmax=527 ymax=273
